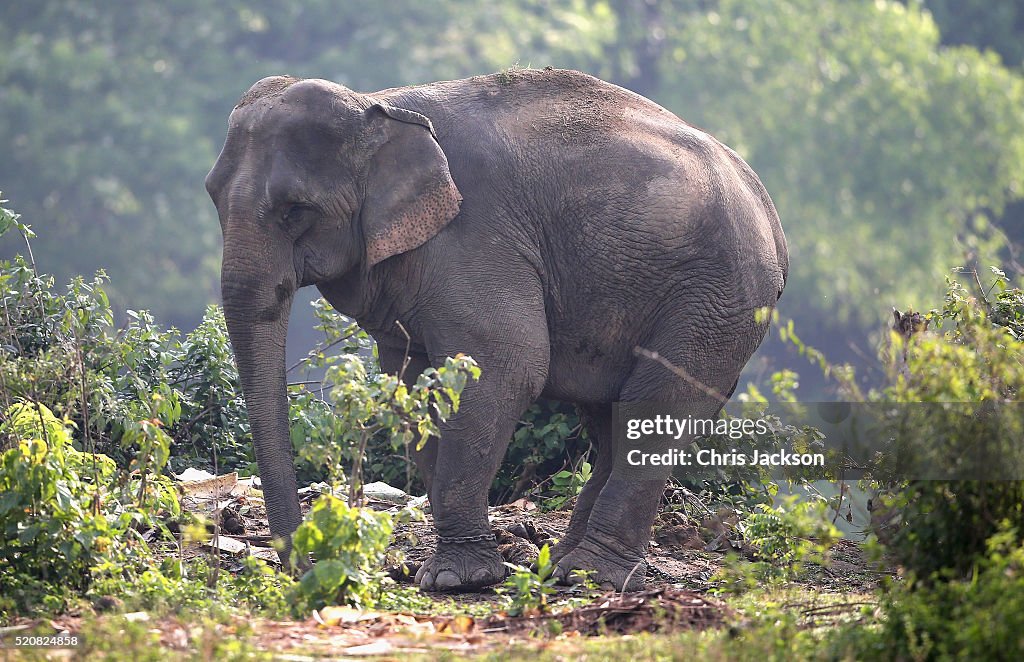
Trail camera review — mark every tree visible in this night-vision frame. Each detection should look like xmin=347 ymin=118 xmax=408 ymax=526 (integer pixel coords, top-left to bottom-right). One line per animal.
xmin=0 ymin=0 xmax=614 ymax=329
xmin=922 ymin=0 xmax=1024 ymax=68
xmin=652 ymin=0 xmax=1024 ymax=358
xmin=2 ymin=0 xmax=1022 ymax=389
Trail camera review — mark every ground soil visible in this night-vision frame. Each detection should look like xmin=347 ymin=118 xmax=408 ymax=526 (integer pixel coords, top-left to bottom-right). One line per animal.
xmin=5 ymin=480 xmax=882 ymax=657
xmin=179 ymin=479 xmax=881 ymax=600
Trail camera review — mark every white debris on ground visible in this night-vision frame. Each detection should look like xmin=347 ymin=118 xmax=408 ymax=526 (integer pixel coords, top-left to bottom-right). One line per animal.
xmin=171 ymin=470 xmax=427 ymax=565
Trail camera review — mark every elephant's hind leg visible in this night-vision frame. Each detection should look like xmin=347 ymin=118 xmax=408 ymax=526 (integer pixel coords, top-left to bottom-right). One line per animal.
xmin=553 ymin=335 xmax=745 ymax=591
xmin=550 ymin=404 xmax=613 ymax=564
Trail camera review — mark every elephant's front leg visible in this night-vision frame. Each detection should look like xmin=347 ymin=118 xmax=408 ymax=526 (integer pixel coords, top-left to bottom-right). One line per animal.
xmin=415 ymin=347 xmax=547 ymax=591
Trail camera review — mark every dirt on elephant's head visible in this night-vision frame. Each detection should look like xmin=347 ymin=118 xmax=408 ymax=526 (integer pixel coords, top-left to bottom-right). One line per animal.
xmin=235 ymin=75 xmax=302 ymax=109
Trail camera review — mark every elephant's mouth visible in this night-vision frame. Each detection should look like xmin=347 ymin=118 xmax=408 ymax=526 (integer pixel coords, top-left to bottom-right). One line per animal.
xmin=297 ymin=263 xmax=327 ymax=288
xmin=293 ymin=241 xmax=342 ymax=288
xmin=293 ymin=248 xmax=315 ymax=288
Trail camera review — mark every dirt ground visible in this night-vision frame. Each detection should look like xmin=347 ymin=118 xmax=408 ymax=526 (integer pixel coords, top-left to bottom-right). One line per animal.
xmin=179 ymin=474 xmax=881 ymax=601
xmin=3 ymin=476 xmax=882 ymax=658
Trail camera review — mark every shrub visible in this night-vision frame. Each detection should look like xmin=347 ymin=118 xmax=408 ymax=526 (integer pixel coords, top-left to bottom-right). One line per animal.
xmin=832 ymin=526 xmax=1024 ymax=660
xmin=877 ymin=269 xmax=1024 ymax=579
xmin=0 ymin=387 xmax=292 ymax=619
xmin=290 ymin=495 xmax=394 ymax=611
xmin=493 ymin=399 xmax=589 ymax=504
xmin=0 ymin=401 xmax=179 ymax=616
xmin=712 ymin=495 xmax=842 ymax=593
xmin=764 ymin=266 xmax=1024 ymax=581
xmin=540 ymin=460 xmax=592 ymax=511
xmin=499 ymin=543 xmax=558 ymax=617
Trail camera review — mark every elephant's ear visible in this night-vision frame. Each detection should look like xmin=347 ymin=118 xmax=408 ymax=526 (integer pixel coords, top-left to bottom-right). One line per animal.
xmin=361 ymin=102 xmax=462 ymax=267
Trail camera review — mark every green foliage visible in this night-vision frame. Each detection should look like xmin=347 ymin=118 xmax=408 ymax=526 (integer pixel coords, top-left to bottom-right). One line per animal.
xmin=290 ymin=494 xmax=394 ymax=612
xmin=285 ymin=297 xmax=483 ymax=496
xmin=494 ymin=399 xmax=588 ymax=504
xmin=0 ymin=402 xmax=179 ymax=616
xmin=499 ymin=543 xmax=558 ymax=617
xmin=0 ymin=219 xmax=252 ymax=475
xmin=742 ymin=496 xmax=842 ymax=579
xmin=835 ymin=526 xmax=1024 ymax=660
xmin=327 ymin=352 xmax=480 ymax=499
xmin=875 ymin=269 xmax=1024 ymax=579
xmin=168 ymin=306 xmax=253 ymax=474
xmin=763 ymin=266 xmax=1024 ymax=581
xmin=668 ymin=0 xmax=1024 ymax=333
xmin=74 ymin=615 xmax=269 ymax=661
xmin=290 ymin=347 xmax=480 ymax=500
xmin=0 ymin=370 xmax=291 ymax=620
xmin=542 ymin=461 xmax=592 ymax=512
xmin=985 ymin=267 xmax=1024 ymax=339
xmin=91 ymin=556 xmax=293 ymax=619
xmin=287 ymin=299 xmax=374 ymax=485
xmin=714 ymin=495 xmax=842 ymax=592
xmin=374 ymin=584 xmax=439 ymax=615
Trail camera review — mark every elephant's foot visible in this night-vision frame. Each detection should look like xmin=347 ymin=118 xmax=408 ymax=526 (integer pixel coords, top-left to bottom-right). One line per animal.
xmin=415 ymin=540 xmax=506 ymax=592
xmin=548 ymin=533 xmax=583 ymax=565
xmin=552 ymin=537 xmax=647 ymax=592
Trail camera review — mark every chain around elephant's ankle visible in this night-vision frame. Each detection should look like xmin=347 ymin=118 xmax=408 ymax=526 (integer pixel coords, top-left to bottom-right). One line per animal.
xmin=437 ymin=532 xmax=496 ymax=544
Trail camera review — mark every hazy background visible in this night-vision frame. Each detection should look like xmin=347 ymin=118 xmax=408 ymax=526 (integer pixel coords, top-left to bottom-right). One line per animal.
xmin=2 ymin=0 xmax=1022 ymax=395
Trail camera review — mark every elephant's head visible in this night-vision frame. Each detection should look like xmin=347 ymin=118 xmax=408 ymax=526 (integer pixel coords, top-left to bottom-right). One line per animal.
xmin=204 ymin=76 xmax=461 ymax=554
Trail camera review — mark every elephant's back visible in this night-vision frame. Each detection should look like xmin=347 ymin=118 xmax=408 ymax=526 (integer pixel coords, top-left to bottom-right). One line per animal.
xmin=384 ymin=68 xmax=685 ymax=150
xmin=389 ymin=68 xmax=788 ymax=309
xmin=486 ymin=68 xmax=684 ymax=150
xmin=386 ymin=70 xmax=787 ymax=400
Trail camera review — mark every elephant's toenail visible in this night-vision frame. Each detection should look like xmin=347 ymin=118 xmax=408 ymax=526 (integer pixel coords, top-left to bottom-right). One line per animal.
xmin=470 ymin=568 xmax=494 ymax=585
xmin=434 ymin=570 xmax=462 ymax=589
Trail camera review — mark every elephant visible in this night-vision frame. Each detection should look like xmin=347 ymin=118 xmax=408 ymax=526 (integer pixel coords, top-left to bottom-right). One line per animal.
xmin=205 ymin=67 xmax=788 ymax=592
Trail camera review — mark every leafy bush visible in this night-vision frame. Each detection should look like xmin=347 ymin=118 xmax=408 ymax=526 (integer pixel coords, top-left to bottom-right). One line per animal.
xmin=830 ymin=526 xmax=1024 ymax=660
xmin=759 ymin=266 xmax=1024 ymax=581
xmin=712 ymin=495 xmax=842 ymax=593
xmin=741 ymin=496 xmax=842 ymax=581
xmin=0 ymin=401 xmax=179 ymax=616
xmin=0 ymin=197 xmax=250 ymax=475
xmin=0 ymin=396 xmax=294 ymax=619
xmin=499 ymin=544 xmax=559 ymax=617
xmin=290 ymin=495 xmax=394 ymax=611
xmin=540 ymin=460 xmax=592 ymax=512
xmin=287 ymin=341 xmax=480 ymax=610
xmin=876 ymin=269 xmax=1024 ymax=579
xmin=326 ymin=352 xmax=480 ymax=498
xmin=167 ymin=306 xmax=254 ymax=474
xmin=493 ymin=399 xmax=589 ymax=504
xmin=91 ymin=555 xmax=293 ymax=618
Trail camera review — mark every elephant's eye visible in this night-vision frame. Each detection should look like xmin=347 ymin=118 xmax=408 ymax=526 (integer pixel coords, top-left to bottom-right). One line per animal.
xmin=282 ymin=204 xmax=317 ymax=229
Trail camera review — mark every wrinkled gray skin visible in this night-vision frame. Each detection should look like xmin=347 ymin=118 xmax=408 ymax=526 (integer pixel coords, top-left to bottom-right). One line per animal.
xmin=205 ymin=68 xmax=788 ymax=592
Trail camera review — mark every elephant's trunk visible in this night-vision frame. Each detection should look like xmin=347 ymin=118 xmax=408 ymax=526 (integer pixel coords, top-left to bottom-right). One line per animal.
xmin=221 ymin=250 xmax=301 ymax=564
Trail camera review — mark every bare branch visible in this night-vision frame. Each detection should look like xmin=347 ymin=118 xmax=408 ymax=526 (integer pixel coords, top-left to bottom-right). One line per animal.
xmin=394 ymin=320 xmax=412 ymax=384
xmin=633 ymin=347 xmax=728 ymax=404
